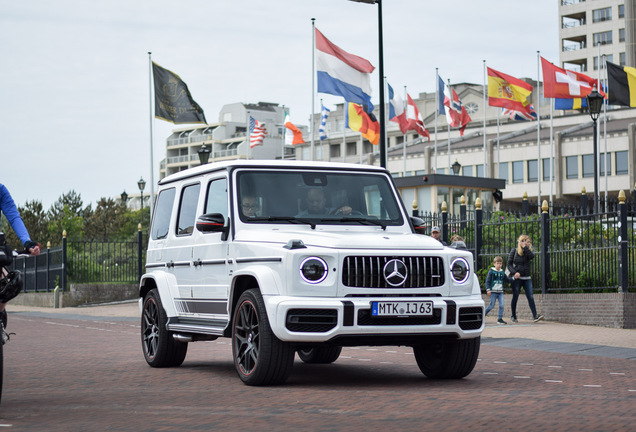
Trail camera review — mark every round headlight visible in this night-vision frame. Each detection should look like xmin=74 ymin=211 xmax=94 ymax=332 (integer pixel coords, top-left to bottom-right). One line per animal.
xmin=450 ymin=257 xmax=470 ymax=284
xmin=300 ymin=257 xmax=328 ymax=284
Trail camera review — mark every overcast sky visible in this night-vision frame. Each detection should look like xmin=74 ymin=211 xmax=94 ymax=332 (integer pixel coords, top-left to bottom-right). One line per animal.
xmin=0 ymin=0 xmax=558 ymax=210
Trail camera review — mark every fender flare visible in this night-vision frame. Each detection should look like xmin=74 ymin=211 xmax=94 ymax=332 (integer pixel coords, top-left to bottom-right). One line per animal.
xmin=231 ymin=264 xmax=282 ymax=297
xmin=139 ymin=271 xmax=179 ymax=318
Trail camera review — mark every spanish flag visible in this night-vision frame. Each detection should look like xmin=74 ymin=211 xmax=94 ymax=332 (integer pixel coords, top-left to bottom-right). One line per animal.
xmin=487 ymin=67 xmax=533 ymax=111
xmin=345 ymin=102 xmax=380 ymax=145
xmin=607 ymin=61 xmax=636 ymax=107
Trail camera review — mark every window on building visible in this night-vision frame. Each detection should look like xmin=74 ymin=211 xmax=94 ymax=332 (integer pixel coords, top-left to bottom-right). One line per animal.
xmin=620 ymin=52 xmax=626 ymax=66
xmin=600 ymin=153 xmax=611 ymax=176
xmin=462 ymin=166 xmax=473 ymax=177
xmin=437 ymin=187 xmax=449 ymax=212
xmin=594 ymin=55 xmax=613 ymax=70
xmin=616 ymin=151 xmax=628 ymax=175
xmin=363 ymin=141 xmax=373 ymax=154
xmin=566 ymin=156 xmax=578 ymax=179
xmin=542 ymin=158 xmax=555 ymax=181
xmin=593 ymin=7 xmax=612 ymax=23
xmin=619 ymin=4 xmax=625 ymax=18
xmin=620 ymin=28 xmax=625 ymax=42
xmin=498 ymin=162 xmax=509 ymax=184
xmin=527 ymin=160 xmax=538 ymax=182
xmin=437 ymin=167 xmax=446 ymax=175
xmin=476 ymin=164 xmax=484 ymax=178
xmin=593 ymin=31 xmax=613 ymax=46
xmin=512 ymin=161 xmax=524 ymax=184
xmin=582 ymin=154 xmax=594 ymax=177
xmin=346 ymin=141 xmax=357 ymax=156
xmin=330 ymin=144 xmax=341 ymax=158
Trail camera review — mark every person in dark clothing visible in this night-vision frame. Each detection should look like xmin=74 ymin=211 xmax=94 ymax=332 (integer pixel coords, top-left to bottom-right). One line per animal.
xmin=485 ymin=256 xmax=507 ymax=324
xmin=507 ymin=234 xmax=543 ymax=323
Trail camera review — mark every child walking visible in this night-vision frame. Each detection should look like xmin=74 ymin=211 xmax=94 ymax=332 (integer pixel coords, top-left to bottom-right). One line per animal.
xmin=485 ymin=256 xmax=507 ymax=325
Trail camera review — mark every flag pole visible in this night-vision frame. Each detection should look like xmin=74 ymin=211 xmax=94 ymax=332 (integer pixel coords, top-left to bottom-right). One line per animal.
xmin=147 ymin=52 xmax=155 ymax=215
xmin=342 ymin=106 xmax=346 ymax=163
xmin=434 ymin=68 xmax=439 ymax=174
xmin=319 ymin=98 xmax=324 ymax=161
xmin=536 ymin=50 xmax=542 ymax=211
xmin=483 ymin=60 xmax=487 ymax=177
xmin=496 ymin=108 xmax=500 ymax=177
xmin=246 ymin=110 xmax=251 ymax=160
xmin=602 ymin=54 xmax=608 ymax=212
xmin=447 ymin=79 xmax=452 ymax=172
xmin=281 ymin=105 xmax=286 ymax=160
xmin=403 ymin=85 xmax=407 ymax=176
xmin=311 ymin=18 xmax=316 ymax=161
xmin=550 ymin=98 xmax=554 ymax=207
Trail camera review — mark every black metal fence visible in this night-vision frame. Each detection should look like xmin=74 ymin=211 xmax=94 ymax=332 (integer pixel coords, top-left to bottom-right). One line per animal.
xmin=415 ymin=195 xmax=636 ymax=293
xmin=12 ymin=229 xmax=146 ymax=292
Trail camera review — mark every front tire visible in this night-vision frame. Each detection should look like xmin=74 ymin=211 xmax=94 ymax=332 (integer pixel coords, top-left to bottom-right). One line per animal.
xmin=141 ymin=289 xmax=187 ymax=367
xmin=413 ymin=337 xmax=480 ymax=379
xmin=232 ymin=289 xmax=294 ymax=386
xmin=297 ymin=346 xmax=342 ymax=364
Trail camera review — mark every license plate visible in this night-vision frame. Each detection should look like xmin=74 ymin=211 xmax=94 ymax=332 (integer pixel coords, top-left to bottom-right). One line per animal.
xmin=371 ymin=301 xmax=433 ymax=317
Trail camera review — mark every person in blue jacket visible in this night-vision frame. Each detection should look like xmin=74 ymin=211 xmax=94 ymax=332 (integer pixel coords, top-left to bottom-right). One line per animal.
xmin=485 ymin=256 xmax=507 ymax=324
xmin=0 ymin=183 xmax=40 ymax=342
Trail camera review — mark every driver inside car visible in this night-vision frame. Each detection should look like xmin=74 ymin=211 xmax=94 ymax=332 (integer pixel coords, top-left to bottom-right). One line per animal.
xmin=297 ymin=188 xmax=351 ymax=216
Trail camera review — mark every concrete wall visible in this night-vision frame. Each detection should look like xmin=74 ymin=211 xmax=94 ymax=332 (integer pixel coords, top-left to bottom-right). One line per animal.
xmin=12 ymin=284 xmax=138 ymax=308
xmin=483 ymin=293 xmax=636 ymax=329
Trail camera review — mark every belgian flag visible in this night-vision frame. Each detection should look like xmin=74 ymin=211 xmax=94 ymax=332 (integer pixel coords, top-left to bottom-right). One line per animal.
xmin=606 ymin=61 xmax=636 ymax=107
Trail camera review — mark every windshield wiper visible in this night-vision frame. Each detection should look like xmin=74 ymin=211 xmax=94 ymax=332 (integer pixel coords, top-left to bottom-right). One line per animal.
xmin=249 ymin=216 xmax=316 ymax=229
xmin=320 ymin=217 xmax=388 ymax=230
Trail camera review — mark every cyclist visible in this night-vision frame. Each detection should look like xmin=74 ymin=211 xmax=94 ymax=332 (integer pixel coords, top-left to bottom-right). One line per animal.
xmin=0 ymin=183 xmax=41 ymax=343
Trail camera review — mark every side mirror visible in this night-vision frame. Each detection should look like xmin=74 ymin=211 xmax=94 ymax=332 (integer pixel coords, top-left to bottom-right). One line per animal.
xmin=410 ymin=216 xmax=427 ymax=235
xmin=196 ymin=213 xmax=226 ymax=233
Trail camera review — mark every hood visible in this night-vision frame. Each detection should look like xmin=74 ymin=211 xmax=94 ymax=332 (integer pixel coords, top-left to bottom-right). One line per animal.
xmin=234 ymin=228 xmax=444 ymax=250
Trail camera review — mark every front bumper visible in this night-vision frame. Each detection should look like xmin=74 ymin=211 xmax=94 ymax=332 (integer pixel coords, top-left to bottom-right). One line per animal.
xmin=265 ymin=295 xmax=485 ymax=345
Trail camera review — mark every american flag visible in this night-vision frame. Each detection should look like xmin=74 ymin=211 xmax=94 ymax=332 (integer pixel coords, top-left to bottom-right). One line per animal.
xmin=319 ymin=105 xmax=330 ymax=141
xmin=249 ymin=116 xmax=267 ymax=148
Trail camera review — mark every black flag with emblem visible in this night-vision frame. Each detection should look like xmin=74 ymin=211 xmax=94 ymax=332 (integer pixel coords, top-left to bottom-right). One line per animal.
xmin=152 ymin=62 xmax=207 ymax=124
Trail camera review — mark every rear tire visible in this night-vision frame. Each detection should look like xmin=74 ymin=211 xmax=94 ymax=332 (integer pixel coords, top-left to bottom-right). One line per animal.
xmin=413 ymin=337 xmax=480 ymax=379
xmin=232 ymin=289 xmax=294 ymax=386
xmin=297 ymin=346 xmax=342 ymax=364
xmin=141 ymin=289 xmax=187 ymax=367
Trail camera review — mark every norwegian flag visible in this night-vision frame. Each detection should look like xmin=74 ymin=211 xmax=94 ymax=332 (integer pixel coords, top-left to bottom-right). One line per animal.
xmin=444 ymin=88 xmax=472 ymax=136
xmin=405 ymin=94 xmax=430 ymax=140
xmin=249 ymin=116 xmax=267 ymax=148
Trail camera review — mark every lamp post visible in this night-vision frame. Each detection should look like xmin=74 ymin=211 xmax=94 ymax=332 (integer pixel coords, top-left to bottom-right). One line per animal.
xmin=120 ymin=191 xmax=128 ymax=207
xmin=198 ymin=144 xmax=211 ymax=165
xmin=452 ymin=159 xmax=462 ymax=175
xmin=586 ymin=89 xmax=603 ymax=214
xmin=137 ymin=177 xmax=146 ymax=210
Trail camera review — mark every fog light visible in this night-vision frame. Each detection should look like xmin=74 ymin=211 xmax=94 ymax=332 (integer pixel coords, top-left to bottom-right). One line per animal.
xmin=300 ymin=257 xmax=328 ymax=284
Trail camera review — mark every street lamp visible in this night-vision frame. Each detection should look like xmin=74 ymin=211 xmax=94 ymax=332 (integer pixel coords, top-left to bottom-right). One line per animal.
xmin=586 ymin=88 xmax=603 ymax=214
xmin=198 ymin=144 xmax=211 ymax=165
xmin=452 ymin=159 xmax=462 ymax=175
xmin=120 ymin=191 xmax=128 ymax=206
xmin=137 ymin=177 xmax=146 ymax=210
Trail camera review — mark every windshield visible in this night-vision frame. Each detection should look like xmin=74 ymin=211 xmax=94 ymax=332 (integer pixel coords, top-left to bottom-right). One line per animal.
xmin=236 ymin=169 xmax=404 ymax=227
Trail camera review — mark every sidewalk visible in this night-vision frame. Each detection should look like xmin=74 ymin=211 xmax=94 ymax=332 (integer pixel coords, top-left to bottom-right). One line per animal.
xmin=8 ymin=302 xmax=636 ymax=353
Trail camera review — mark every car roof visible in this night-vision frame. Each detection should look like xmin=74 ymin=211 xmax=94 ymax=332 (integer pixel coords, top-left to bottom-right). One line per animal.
xmin=159 ymin=159 xmax=389 ymax=186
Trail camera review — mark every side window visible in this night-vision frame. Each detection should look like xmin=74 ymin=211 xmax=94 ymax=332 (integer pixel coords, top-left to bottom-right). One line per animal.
xmin=205 ymin=178 xmax=228 ymax=217
xmin=176 ymin=183 xmax=201 ymax=236
xmin=151 ymin=188 xmax=176 ymax=240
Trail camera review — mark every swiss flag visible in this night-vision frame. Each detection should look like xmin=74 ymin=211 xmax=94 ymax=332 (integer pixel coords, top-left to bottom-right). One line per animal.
xmin=541 ymin=57 xmax=599 ymax=99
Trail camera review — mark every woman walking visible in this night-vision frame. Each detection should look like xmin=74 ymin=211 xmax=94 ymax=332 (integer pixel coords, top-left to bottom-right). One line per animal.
xmin=507 ymin=234 xmax=543 ymax=323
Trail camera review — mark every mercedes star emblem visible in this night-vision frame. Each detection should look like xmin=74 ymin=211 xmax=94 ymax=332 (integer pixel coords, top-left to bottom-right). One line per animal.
xmin=383 ymin=259 xmax=408 ymax=286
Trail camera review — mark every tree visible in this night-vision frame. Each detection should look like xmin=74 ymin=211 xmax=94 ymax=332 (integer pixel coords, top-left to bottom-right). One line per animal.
xmin=84 ymin=197 xmax=129 ymax=240
xmin=47 ymin=191 xmax=88 ymax=242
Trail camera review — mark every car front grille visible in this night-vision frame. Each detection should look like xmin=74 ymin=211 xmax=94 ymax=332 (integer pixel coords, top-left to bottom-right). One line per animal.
xmin=342 ymin=256 xmax=445 ymax=288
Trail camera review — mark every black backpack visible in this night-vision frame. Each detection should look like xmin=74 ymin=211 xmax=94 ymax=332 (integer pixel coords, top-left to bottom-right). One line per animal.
xmin=0 ymin=233 xmax=14 ymax=267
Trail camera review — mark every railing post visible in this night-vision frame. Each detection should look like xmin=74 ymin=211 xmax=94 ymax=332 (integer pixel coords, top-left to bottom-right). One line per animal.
xmin=412 ymin=200 xmax=418 ymax=217
xmin=441 ymin=201 xmax=448 ymax=244
xmin=540 ymin=200 xmax=550 ymax=294
xmin=521 ymin=192 xmax=529 ymax=215
xmin=62 ymin=230 xmax=67 ymax=292
xmin=618 ymin=191 xmax=629 ymax=293
xmin=460 ymin=195 xmax=467 ymax=233
xmin=474 ymin=198 xmax=483 ymax=272
xmin=580 ymin=186 xmax=588 ymax=215
xmin=46 ymin=241 xmax=51 ymax=292
xmin=138 ymin=223 xmax=143 ymax=283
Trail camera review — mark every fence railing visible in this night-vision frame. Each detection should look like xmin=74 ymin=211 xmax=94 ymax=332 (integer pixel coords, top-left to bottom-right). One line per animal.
xmin=12 ymin=228 xmax=146 ymax=292
xmin=415 ymin=193 xmax=635 ymax=293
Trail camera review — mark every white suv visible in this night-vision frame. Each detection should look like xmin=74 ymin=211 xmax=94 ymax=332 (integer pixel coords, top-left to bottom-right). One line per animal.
xmin=140 ymin=160 xmax=484 ymax=385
